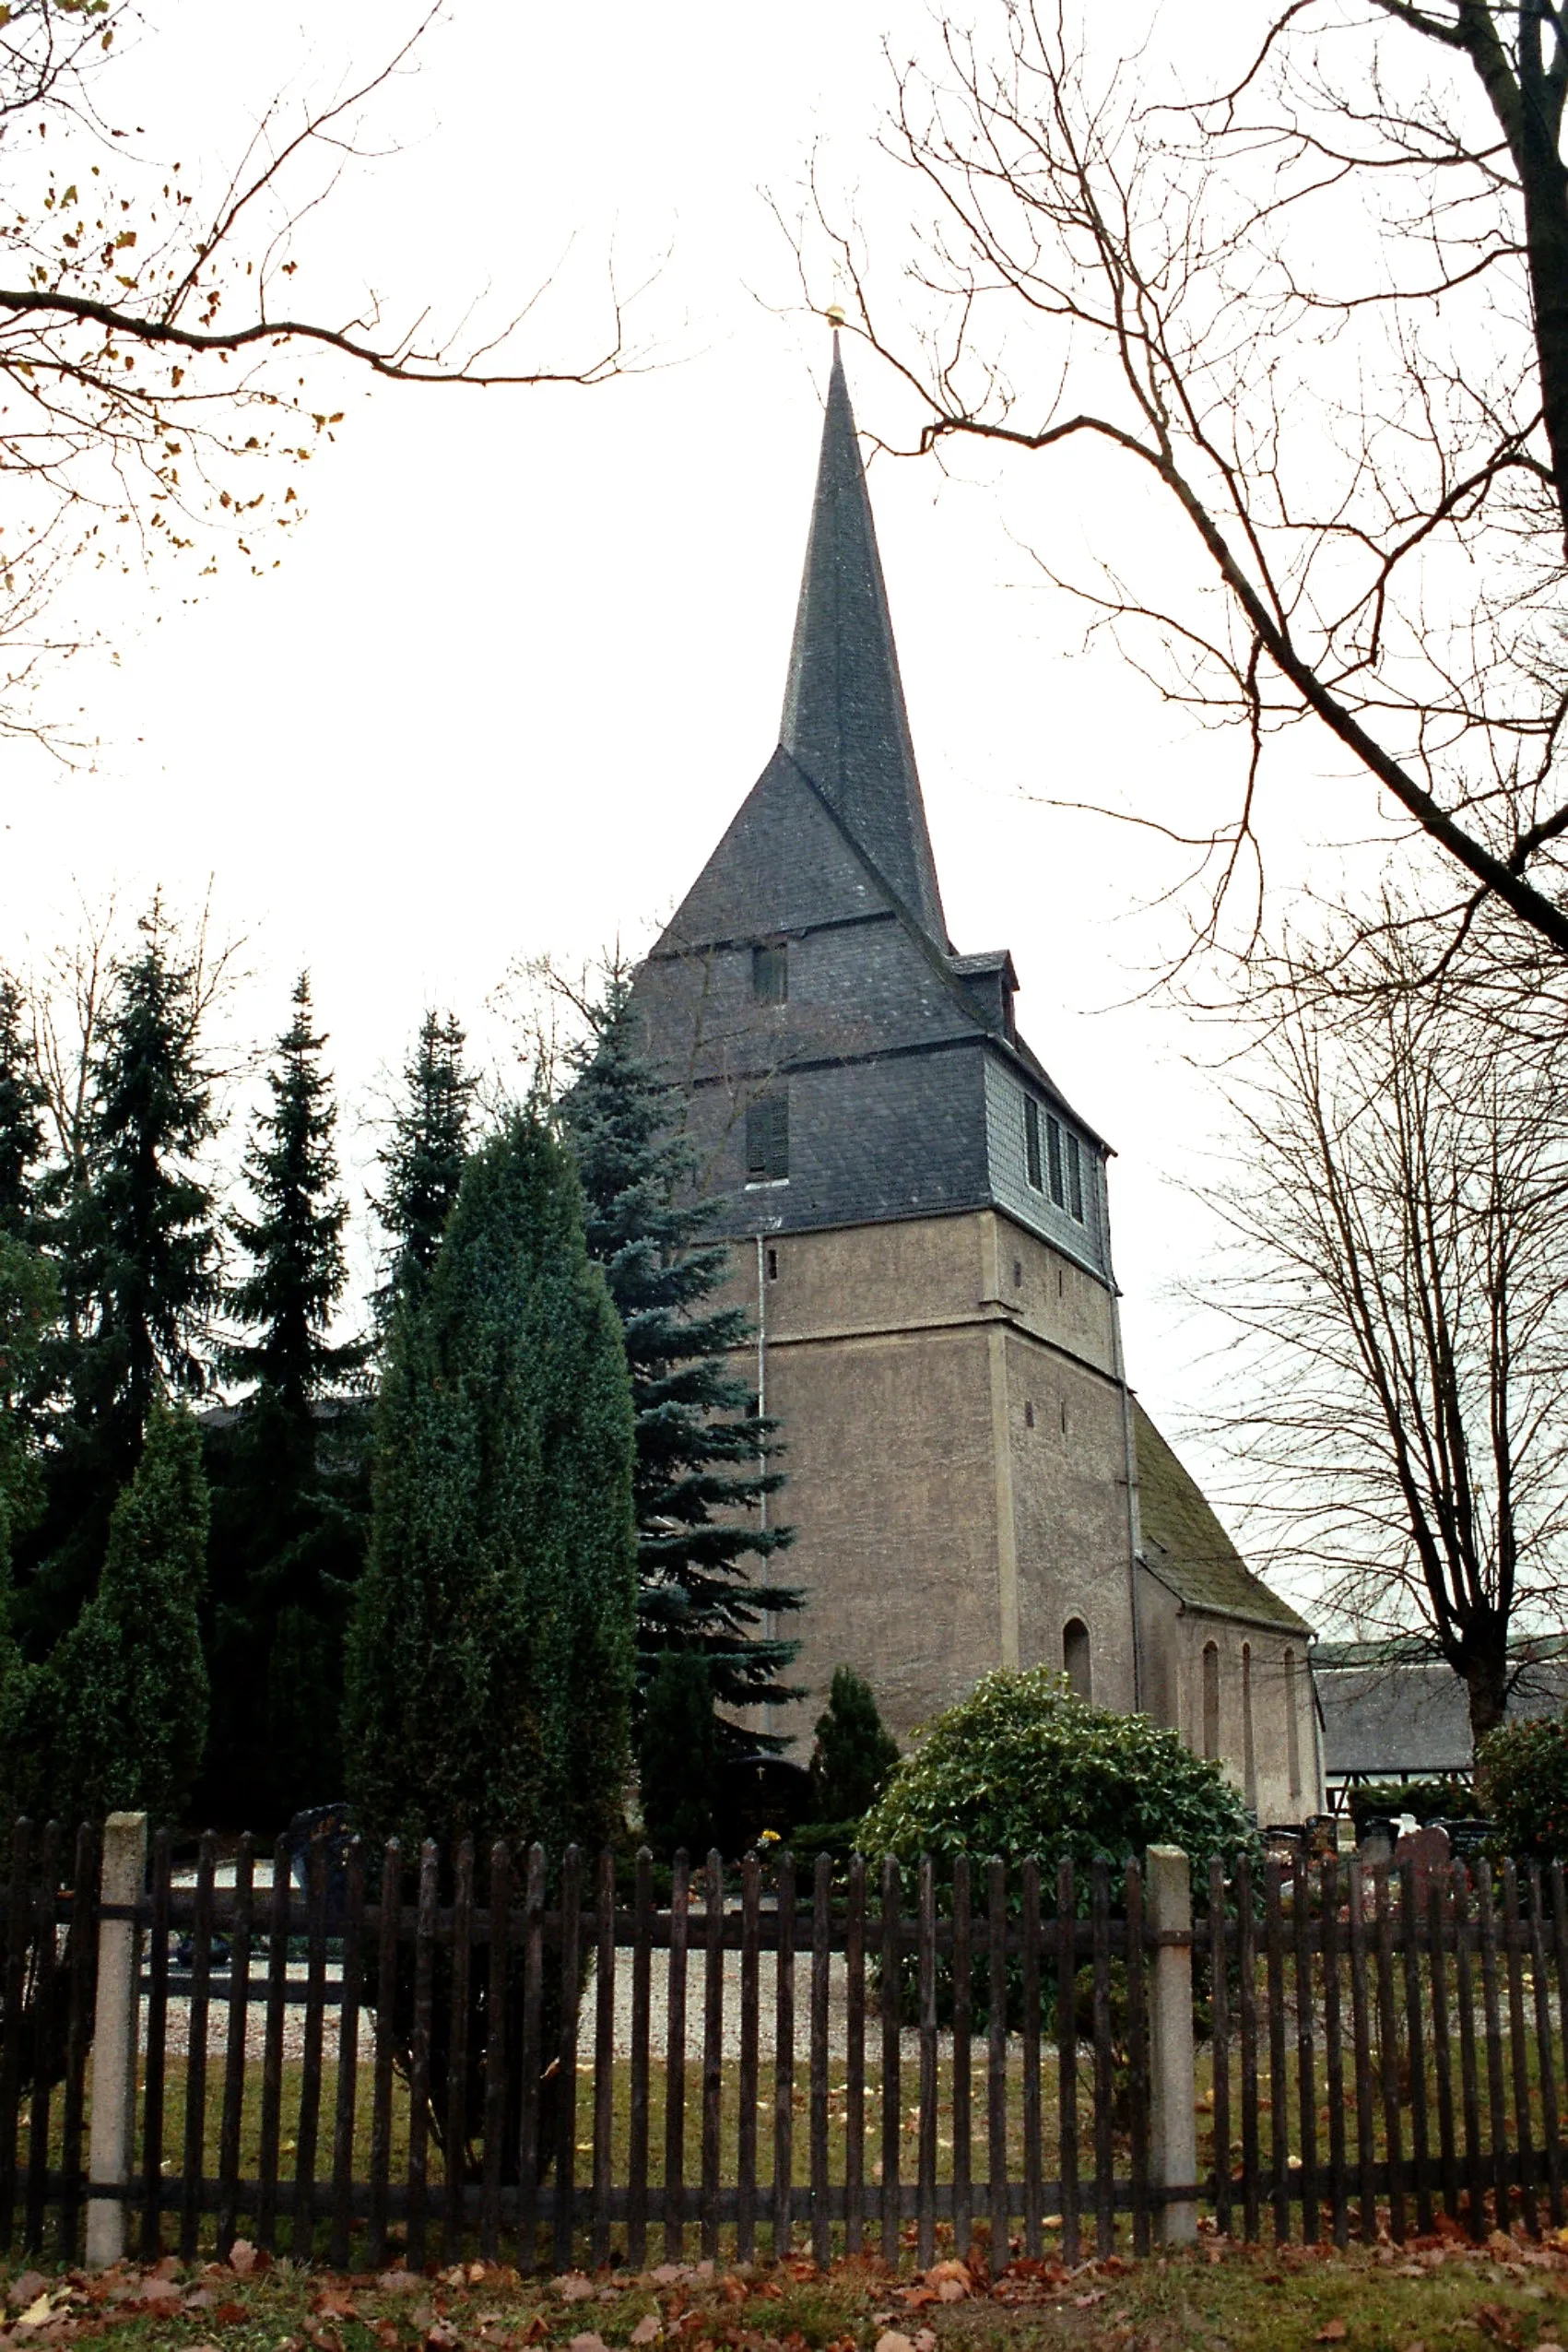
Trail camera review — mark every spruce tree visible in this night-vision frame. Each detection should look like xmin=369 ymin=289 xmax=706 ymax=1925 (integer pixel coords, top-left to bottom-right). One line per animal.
xmin=345 ymin=1106 xmax=637 ymax=1857
xmin=0 ymin=974 xmax=45 ymax=1241
xmin=42 ymin=1401 xmax=210 ymax=1826
xmin=203 ymin=975 xmax=369 ymax=1826
xmin=559 ymin=979 xmax=801 ymax=1755
xmin=21 ymin=906 xmax=220 ymax=1649
xmin=372 ymin=1010 xmax=475 ymax=1323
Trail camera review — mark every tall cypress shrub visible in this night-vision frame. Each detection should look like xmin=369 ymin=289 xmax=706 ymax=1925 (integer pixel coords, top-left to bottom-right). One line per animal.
xmin=40 ymin=1401 xmax=210 ymax=1826
xmin=344 ymin=1108 xmax=636 ymax=2179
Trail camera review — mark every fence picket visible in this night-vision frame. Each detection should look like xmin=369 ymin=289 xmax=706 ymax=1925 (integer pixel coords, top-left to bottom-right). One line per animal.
xmin=989 ymin=1856 xmax=1009 ymax=2266
xmin=1452 ymin=1864 xmax=1486 ymax=2240
xmin=703 ymin=1851 xmax=725 ymax=2264
xmin=1528 ymin=1865 xmax=1562 ymax=2231
xmin=880 ymin=1857 xmax=902 ymax=2266
xmin=1208 ymin=1857 xmax=1232 ymax=2240
xmin=917 ymin=1855 xmax=938 ymax=2270
xmin=257 ymin=1833 xmax=292 ymax=2256
xmin=773 ymin=1849 xmax=796 ymax=2261
xmin=480 ymin=1842 xmax=512 ymax=2266
xmin=1399 ymin=1858 xmax=1433 ymax=2238
xmin=627 ymin=1847 xmax=653 ymax=2270
xmin=812 ymin=1852 xmax=832 ymax=2269
xmin=554 ymin=1844 xmax=583 ymax=2275
xmin=1021 ymin=1859 xmax=1043 ymax=2261
xmin=139 ymin=1826 xmax=172 ymax=2260
xmin=177 ymin=1830 xmax=215 ymax=2263
xmin=951 ymin=1853 xmax=973 ymax=2263
xmin=737 ymin=1850 xmax=760 ymax=2263
xmin=218 ymin=1835 xmax=256 ymax=2263
xmin=1294 ymin=1841 xmax=1319 ymax=2244
xmin=24 ymin=1821 xmax=57 ymax=2257
xmin=1057 ymin=1856 xmax=1079 ymax=2263
xmin=594 ymin=1847 xmax=619 ymax=2271
xmin=1503 ymin=1862 xmax=1539 ymax=2240
xmin=1091 ymin=1857 xmax=1114 ymax=2259
xmin=1427 ymin=1865 xmax=1460 ymax=2227
xmin=1373 ymin=1864 xmax=1406 ymax=2245
xmin=1126 ymin=1858 xmax=1150 ymax=2260
xmin=0 ymin=1817 xmax=30 ymax=2257
xmin=329 ymin=1839 xmax=366 ymax=2272
xmin=1321 ymin=1853 xmax=1349 ymax=2249
xmin=1236 ymin=1853 xmax=1260 ymax=2246
xmin=1346 ymin=1856 xmax=1376 ymax=2245
xmin=294 ymin=1838 xmax=330 ymax=2263
xmin=368 ymin=1838 xmax=400 ymax=2272
xmin=442 ymin=1838 xmax=475 ymax=2266
xmin=1264 ymin=1854 xmax=1291 ymax=2245
xmin=59 ymin=1823 xmax=97 ymax=2269
xmin=407 ymin=1839 xmax=439 ymax=2272
xmin=665 ymin=1850 xmax=690 ymax=2262
xmin=1476 ymin=1868 xmax=1512 ymax=2230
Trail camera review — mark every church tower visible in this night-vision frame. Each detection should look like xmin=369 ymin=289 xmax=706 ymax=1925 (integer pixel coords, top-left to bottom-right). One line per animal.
xmin=630 ymin=340 xmax=1320 ymax=1816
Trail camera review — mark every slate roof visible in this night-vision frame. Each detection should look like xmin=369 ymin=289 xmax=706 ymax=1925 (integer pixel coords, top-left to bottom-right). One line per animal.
xmin=1134 ymin=1402 xmax=1311 ymax=1636
xmin=1316 ymin=1638 xmax=1568 ymax=1777
xmin=780 ymin=336 xmax=949 ymax=948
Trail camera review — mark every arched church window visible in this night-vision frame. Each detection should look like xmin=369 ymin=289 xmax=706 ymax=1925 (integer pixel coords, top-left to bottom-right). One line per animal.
xmin=752 ymin=941 xmax=788 ymax=1003
xmin=1242 ymin=1643 xmax=1257 ymax=1811
xmin=1202 ymin=1639 xmax=1220 ymax=1760
xmin=1064 ymin=1617 xmax=1091 ymax=1700
xmin=1285 ymin=1648 xmax=1303 ymax=1799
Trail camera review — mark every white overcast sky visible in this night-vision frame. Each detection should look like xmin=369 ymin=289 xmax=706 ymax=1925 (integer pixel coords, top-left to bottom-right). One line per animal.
xmin=0 ymin=0 xmax=1436 ymax=1597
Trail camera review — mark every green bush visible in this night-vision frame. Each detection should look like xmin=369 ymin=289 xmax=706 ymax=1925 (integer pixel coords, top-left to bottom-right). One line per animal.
xmin=1476 ymin=1714 xmax=1568 ymax=1861
xmin=810 ymin=1666 xmax=900 ymax=1823
xmin=859 ymin=1665 xmax=1257 ymax=1884
xmin=1346 ymin=1777 xmax=1480 ymax=1836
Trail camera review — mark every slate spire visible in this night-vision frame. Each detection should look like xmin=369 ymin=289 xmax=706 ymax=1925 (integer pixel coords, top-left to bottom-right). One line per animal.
xmin=779 ymin=336 xmax=949 ymax=945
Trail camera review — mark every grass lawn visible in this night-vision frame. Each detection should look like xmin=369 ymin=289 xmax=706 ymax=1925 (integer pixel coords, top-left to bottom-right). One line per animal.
xmin=8 ymin=2221 xmax=1568 ymax=2352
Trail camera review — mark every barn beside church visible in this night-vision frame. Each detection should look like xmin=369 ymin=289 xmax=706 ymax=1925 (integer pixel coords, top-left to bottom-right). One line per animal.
xmin=628 ymin=338 xmax=1322 ymax=1826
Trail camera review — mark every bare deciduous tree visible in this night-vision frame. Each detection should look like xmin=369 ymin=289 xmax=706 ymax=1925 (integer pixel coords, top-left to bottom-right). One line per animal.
xmin=1198 ymin=915 xmax=1568 ymax=1736
xmin=0 ymin=1 xmax=631 ymax=746
xmin=809 ymin=0 xmax=1568 ymax=961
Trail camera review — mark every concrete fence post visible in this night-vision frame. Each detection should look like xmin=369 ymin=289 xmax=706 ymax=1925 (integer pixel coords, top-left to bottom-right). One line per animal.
xmin=86 ymin=1811 xmax=147 ymax=2268
xmin=1146 ymin=1843 xmax=1198 ymax=2246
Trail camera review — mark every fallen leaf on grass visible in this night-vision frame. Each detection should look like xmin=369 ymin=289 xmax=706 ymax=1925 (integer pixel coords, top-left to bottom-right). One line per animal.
xmin=1475 ymin=2311 xmax=1521 ymax=2344
xmin=5 ymin=2278 xmax=46 ymax=2311
xmin=426 ymin=2326 xmax=463 ymax=2351
xmin=229 ymin=2237 xmax=259 ymax=2274
xmin=378 ymin=2272 xmax=426 ymax=2296
xmin=913 ymin=2334 xmax=937 ymax=2352
xmin=14 ymin=2299 xmax=53 ymax=2334
xmin=1315 ymin=2322 xmax=1348 ymax=2343
xmin=1076 ymin=2292 xmax=1108 ymax=2310
xmin=313 ymin=2289 xmax=359 ymax=2320
xmin=568 ymin=2335 xmax=610 ymax=2352
xmin=630 ymin=2318 xmax=662 ymax=2346
xmin=876 ymin=2333 xmax=915 ymax=2352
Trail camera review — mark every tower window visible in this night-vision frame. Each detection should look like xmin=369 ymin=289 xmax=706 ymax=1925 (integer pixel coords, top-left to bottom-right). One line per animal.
xmin=1064 ymin=1618 xmax=1092 ymax=1700
xmin=752 ymin=941 xmax=788 ymax=1004
xmin=1024 ymin=1096 xmax=1043 ymax=1188
xmin=1285 ymin=1648 xmax=1303 ymax=1798
xmin=1067 ymin=1132 xmax=1085 ymax=1223
xmin=1013 ymin=1258 xmax=1023 ymax=1288
xmin=1202 ymin=1639 xmax=1220 ymax=1761
xmin=1024 ymin=1399 xmax=1035 ymax=1429
xmin=1046 ymin=1115 xmax=1065 ymax=1207
xmin=745 ymin=1093 xmax=789 ymax=1183
xmin=766 ymin=1247 xmax=780 ymax=1282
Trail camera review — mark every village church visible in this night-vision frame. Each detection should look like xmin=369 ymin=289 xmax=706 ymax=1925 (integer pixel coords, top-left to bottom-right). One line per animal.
xmin=629 ymin=340 xmax=1324 ymax=1826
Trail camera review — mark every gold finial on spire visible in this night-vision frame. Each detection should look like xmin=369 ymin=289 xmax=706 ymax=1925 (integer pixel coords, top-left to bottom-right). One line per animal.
xmin=826 ymin=303 xmax=845 ymax=327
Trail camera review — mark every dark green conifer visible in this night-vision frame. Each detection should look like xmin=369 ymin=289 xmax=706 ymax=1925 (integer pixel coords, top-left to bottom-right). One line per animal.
xmin=21 ymin=905 xmax=220 ymax=1649
xmin=372 ymin=1010 xmax=475 ymax=1322
xmin=346 ymin=1105 xmax=636 ymax=1856
xmin=204 ymin=975 xmax=368 ymax=1825
xmin=0 ymin=974 xmax=45 ymax=1240
xmin=809 ymin=1665 xmax=901 ymax=1824
xmin=42 ymin=1400 xmax=210 ymax=1826
xmin=638 ymin=1649 xmax=720 ymax=1858
xmin=559 ymin=979 xmax=801 ymax=1755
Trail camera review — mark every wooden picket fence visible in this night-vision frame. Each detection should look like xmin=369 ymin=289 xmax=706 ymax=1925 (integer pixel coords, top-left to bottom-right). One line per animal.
xmin=3 ymin=1823 xmax=1568 ymax=2270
